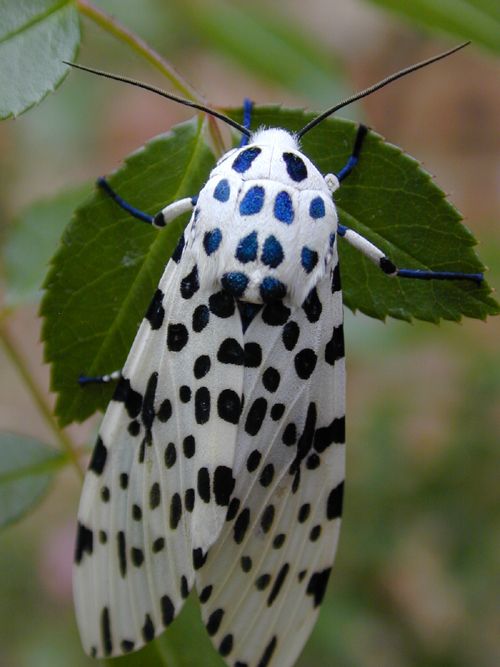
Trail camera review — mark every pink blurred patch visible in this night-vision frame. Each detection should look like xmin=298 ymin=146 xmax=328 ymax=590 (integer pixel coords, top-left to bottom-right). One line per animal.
xmin=38 ymin=522 xmax=75 ymax=604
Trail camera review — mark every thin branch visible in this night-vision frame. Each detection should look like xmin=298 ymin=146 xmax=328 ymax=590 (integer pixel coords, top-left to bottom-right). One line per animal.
xmin=76 ymin=0 xmax=226 ymax=154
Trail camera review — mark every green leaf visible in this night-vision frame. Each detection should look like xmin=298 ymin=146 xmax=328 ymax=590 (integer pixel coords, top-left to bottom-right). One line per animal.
xmin=169 ymin=0 xmax=345 ymax=105
xmin=41 ymin=108 xmax=498 ymax=426
xmin=234 ymin=107 xmax=497 ymax=324
xmin=41 ymin=117 xmax=215 ymax=425
xmin=0 ymin=0 xmax=80 ymax=119
xmin=363 ymin=0 xmax=500 ymax=55
xmin=0 ymin=432 xmax=65 ymax=529
xmin=2 ymin=183 xmax=91 ymax=307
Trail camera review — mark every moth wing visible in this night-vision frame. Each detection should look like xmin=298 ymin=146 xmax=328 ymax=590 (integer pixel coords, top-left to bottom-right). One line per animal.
xmin=74 ymin=229 xmax=244 ymax=657
xmin=196 ymin=265 xmax=345 ymax=667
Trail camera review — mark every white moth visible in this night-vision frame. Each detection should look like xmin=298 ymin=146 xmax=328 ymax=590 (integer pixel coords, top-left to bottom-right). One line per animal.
xmin=70 ymin=44 xmax=480 ymax=667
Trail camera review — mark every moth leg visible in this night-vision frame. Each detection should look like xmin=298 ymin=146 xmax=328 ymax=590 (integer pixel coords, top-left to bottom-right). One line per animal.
xmin=338 ymin=224 xmax=483 ymax=284
xmin=238 ymin=98 xmax=254 ymax=147
xmin=78 ymin=370 xmax=121 ymax=386
xmin=97 ymin=177 xmax=195 ymax=229
xmin=336 ymin=123 xmax=369 ymax=182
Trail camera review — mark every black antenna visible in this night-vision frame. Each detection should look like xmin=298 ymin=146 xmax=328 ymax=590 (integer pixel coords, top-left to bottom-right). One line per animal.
xmin=63 ymin=61 xmax=251 ymax=137
xmin=298 ymin=42 xmax=470 ymax=139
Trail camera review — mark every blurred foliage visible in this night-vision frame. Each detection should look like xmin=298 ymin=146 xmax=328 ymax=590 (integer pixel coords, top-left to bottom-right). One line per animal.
xmin=0 ymin=1 xmax=498 ymax=666
xmin=0 ymin=0 xmax=80 ymax=119
xmin=0 ymin=433 xmax=65 ymax=529
xmin=364 ymin=0 xmax=500 ymax=55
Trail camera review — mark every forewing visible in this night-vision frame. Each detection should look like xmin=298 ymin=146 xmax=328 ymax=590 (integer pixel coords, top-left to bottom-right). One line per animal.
xmin=74 ymin=229 xmax=244 ymax=657
xmin=196 ymin=262 xmax=346 ymax=667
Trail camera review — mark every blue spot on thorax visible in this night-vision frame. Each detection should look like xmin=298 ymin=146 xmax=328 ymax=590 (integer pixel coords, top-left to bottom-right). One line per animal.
xmin=203 ymin=228 xmax=223 ymax=255
xmin=274 ymin=191 xmax=294 ymax=224
xmin=301 ymin=247 xmax=319 ymax=274
xmin=236 ymin=231 xmax=258 ymax=263
xmin=260 ymin=276 xmax=287 ymax=302
xmin=282 ymin=152 xmax=307 ymax=182
xmin=213 ymin=178 xmax=230 ymax=202
xmin=261 ymin=235 xmax=284 ymax=268
xmin=309 ymin=196 xmax=325 ymax=219
xmin=222 ymin=272 xmax=249 ymax=297
xmin=232 ymin=147 xmax=261 ymax=173
xmin=240 ymin=186 xmax=265 ymax=215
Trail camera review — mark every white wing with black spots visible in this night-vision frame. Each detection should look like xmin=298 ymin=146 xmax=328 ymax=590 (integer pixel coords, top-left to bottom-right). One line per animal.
xmin=74 ymin=224 xmax=244 ymax=658
xmin=196 ymin=260 xmax=345 ymax=667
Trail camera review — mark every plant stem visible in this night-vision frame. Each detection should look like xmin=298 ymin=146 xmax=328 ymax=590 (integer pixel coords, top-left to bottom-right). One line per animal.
xmin=75 ymin=0 xmax=226 ymax=154
xmin=0 ymin=325 xmax=84 ymax=480
xmin=76 ymin=0 xmax=198 ymax=101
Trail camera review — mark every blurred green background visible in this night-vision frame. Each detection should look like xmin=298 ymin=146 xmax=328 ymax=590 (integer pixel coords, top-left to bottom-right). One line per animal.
xmin=0 ymin=1 xmax=499 ymax=666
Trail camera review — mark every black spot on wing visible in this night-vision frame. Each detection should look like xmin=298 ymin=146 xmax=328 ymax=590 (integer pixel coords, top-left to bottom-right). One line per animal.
xmin=197 ymin=467 xmax=211 ymax=503
xmin=213 ymin=465 xmax=235 ymax=506
xmin=302 ymin=287 xmax=322 ymax=323
xmin=167 ymin=323 xmax=188 ymax=351
xmin=314 ymin=415 xmax=345 ymax=451
xmin=234 ymin=508 xmax=250 ymax=544
xmin=192 ymin=304 xmax=209 ymax=332
xmin=180 ymin=264 xmax=200 ymax=299
xmin=199 ymin=585 xmax=213 ymax=604
xmin=325 ymin=325 xmax=344 ymax=365
xmin=117 ymin=531 xmax=127 ymax=577
xmin=327 ymin=481 xmax=344 ymax=519
xmin=331 ymin=262 xmax=341 ymax=293
xmin=257 ymin=636 xmax=277 ymax=667
xmin=145 ymin=288 xmax=165 ymax=329
xmin=217 ymin=338 xmax=244 ymax=365
xmin=193 ymin=547 xmax=207 ymax=570
xmin=113 ymin=377 xmax=142 ymax=418
xmin=195 ymin=387 xmax=211 ymax=425
xmin=267 ymin=563 xmax=290 ymax=606
xmin=244 ymin=342 xmax=262 ymax=367
xmin=209 ymin=290 xmax=235 ymax=318
xmin=149 ymin=482 xmax=161 ymax=509
xmin=217 ymin=389 xmax=242 ymax=424
xmin=161 ymin=595 xmax=175 ymax=626
xmin=142 ymin=614 xmax=155 ymax=642
xmin=206 ymin=608 xmax=224 ymax=635
xmin=142 ymin=372 xmax=158 ymax=430
xmin=100 ymin=607 xmax=113 ymax=656
xmin=89 ymin=437 xmax=107 ymax=475
xmin=219 ymin=634 xmax=234 ymax=657
xmin=306 ymin=568 xmax=332 ymax=607
xmin=75 ymin=522 xmax=93 ymax=563
xmin=294 ymin=348 xmax=317 ymax=379
xmin=171 ymin=233 xmax=185 ymax=263
xmin=245 ymin=397 xmax=267 ymax=436
xmin=262 ymin=301 xmax=290 ymax=326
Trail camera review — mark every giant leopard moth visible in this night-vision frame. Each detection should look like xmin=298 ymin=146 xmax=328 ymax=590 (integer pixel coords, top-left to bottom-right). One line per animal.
xmin=70 ymin=43 xmax=482 ymax=666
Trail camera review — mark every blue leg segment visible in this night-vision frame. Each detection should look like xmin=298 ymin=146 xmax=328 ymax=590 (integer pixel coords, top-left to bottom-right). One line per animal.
xmin=336 ymin=124 xmax=368 ymax=182
xmin=239 ymin=98 xmax=254 ymax=147
xmin=396 ymin=268 xmax=483 ymax=284
xmin=97 ymin=177 xmax=153 ymax=224
xmin=78 ymin=370 xmax=121 ymax=386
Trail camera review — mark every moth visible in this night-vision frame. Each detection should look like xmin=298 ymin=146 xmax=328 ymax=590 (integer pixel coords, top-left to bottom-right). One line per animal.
xmin=70 ymin=43 xmax=481 ymax=666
